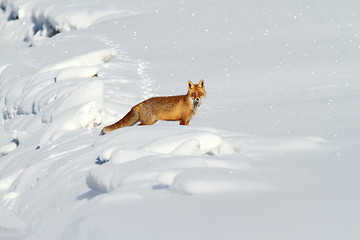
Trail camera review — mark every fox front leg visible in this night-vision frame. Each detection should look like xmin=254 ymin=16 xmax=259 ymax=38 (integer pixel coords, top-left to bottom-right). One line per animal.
xmin=179 ymin=118 xmax=190 ymax=125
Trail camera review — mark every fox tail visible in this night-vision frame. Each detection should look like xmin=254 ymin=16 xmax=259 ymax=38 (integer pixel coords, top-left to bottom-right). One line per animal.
xmin=100 ymin=106 xmax=139 ymax=135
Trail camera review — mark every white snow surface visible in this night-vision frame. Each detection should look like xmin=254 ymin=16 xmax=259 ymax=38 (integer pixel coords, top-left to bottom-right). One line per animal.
xmin=0 ymin=0 xmax=359 ymax=239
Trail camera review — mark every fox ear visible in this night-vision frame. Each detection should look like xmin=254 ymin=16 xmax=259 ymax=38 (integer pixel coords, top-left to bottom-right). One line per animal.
xmin=188 ymin=81 xmax=195 ymax=89
xmin=198 ymin=79 xmax=205 ymax=88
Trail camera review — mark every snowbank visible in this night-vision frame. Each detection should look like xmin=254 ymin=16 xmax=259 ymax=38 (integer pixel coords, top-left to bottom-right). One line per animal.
xmin=0 ymin=0 xmax=138 ymax=44
xmin=0 ymin=48 xmax=117 ymax=146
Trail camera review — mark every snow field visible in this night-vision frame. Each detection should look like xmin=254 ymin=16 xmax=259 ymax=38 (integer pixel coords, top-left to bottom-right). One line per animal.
xmin=0 ymin=0 xmax=359 ymax=239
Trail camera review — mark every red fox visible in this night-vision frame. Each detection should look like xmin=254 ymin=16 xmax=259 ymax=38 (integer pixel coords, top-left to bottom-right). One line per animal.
xmin=101 ymin=80 xmax=206 ymax=135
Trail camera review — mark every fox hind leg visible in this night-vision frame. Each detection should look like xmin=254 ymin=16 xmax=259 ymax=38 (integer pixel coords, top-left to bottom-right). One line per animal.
xmin=138 ymin=119 xmax=158 ymax=125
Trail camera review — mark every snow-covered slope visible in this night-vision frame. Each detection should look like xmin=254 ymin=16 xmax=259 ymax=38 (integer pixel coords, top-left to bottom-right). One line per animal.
xmin=0 ymin=0 xmax=359 ymax=239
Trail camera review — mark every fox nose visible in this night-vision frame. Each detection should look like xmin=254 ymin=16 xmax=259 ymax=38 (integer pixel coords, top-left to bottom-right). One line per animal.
xmin=195 ymin=98 xmax=200 ymax=102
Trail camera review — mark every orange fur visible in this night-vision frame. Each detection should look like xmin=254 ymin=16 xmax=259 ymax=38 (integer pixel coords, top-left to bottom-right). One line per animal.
xmin=101 ymin=80 xmax=206 ymax=135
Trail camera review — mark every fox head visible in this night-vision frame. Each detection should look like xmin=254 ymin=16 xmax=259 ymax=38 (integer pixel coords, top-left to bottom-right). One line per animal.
xmin=187 ymin=80 xmax=206 ymax=108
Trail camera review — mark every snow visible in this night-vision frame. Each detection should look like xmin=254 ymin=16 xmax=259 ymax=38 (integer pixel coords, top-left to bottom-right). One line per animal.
xmin=1 ymin=0 xmax=359 ymax=239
